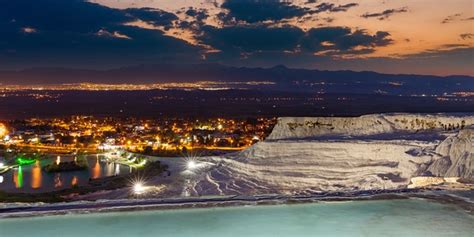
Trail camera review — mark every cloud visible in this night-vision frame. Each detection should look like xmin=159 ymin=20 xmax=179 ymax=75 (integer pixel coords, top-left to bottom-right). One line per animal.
xmin=362 ymin=7 xmax=408 ymax=20
xmin=218 ymin=0 xmax=358 ymax=25
xmin=198 ymin=24 xmax=392 ymax=58
xmin=185 ymin=8 xmax=209 ymax=22
xmin=441 ymin=14 xmax=474 ymax=24
xmin=391 ymin=44 xmax=471 ymax=60
xmin=345 ymin=47 xmax=474 ymax=76
xmin=124 ymin=8 xmax=178 ymax=28
xmin=2 ymin=0 xmax=465 ymax=76
xmin=96 ymin=28 xmax=131 ymax=39
xmin=21 ymin=27 xmax=37 ymax=34
xmin=1 ymin=0 xmax=394 ymax=69
xmin=0 ymin=0 xmax=130 ymax=33
xmin=460 ymin=33 xmax=473 ymax=40
xmin=314 ymin=3 xmax=359 ymax=13
xmin=441 ymin=13 xmax=461 ymax=24
xmin=199 ymin=25 xmax=304 ymax=52
xmin=301 ymin=28 xmax=392 ymax=55
xmin=220 ymin=0 xmax=311 ymax=23
xmin=0 ymin=0 xmax=201 ymax=69
xmin=322 ymin=17 xmax=335 ymax=23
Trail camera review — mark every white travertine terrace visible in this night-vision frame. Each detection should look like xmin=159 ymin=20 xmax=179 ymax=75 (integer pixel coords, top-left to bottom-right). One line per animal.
xmin=267 ymin=114 xmax=474 ymax=140
xmin=188 ymin=114 xmax=473 ymax=196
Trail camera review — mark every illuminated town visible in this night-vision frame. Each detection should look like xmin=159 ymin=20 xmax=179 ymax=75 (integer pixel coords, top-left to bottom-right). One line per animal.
xmin=0 ymin=116 xmax=276 ymax=155
xmin=0 ymin=81 xmax=276 ymax=91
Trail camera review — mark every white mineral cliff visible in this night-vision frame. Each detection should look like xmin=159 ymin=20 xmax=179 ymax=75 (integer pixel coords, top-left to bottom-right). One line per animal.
xmin=427 ymin=127 xmax=473 ymax=178
xmin=267 ymin=114 xmax=473 ymax=140
xmin=186 ymin=114 xmax=473 ymax=196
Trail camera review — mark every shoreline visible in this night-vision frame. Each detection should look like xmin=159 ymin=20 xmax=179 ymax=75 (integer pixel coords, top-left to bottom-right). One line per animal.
xmin=1 ymin=189 xmax=472 ymax=219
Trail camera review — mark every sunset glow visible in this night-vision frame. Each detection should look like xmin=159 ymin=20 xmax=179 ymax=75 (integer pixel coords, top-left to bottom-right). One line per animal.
xmin=1 ymin=0 xmax=472 ymax=75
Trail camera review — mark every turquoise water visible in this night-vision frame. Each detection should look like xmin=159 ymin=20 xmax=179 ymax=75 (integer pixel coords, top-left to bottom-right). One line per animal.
xmin=0 ymin=199 xmax=472 ymax=237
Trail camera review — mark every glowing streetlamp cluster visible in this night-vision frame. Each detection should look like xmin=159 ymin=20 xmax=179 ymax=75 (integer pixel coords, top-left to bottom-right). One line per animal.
xmin=130 ymin=174 xmax=150 ymax=196
xmin=181 ymin=155 xmax=211 ymax=180
xmin=182 ymin=157 xmax=205 ymax=176
xmin=133 ymin=182 xmax=147 ymax=195
xmin=186 ymin=160 xmax=198 ymax=171
xmin=0 ymin=123 xmax=8 ymax=138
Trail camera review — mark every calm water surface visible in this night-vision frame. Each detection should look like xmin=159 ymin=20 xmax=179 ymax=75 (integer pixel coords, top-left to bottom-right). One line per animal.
xmin=0 ymin=199 xmax=472 ymax=237
xmin=0 ymin=155 xmax=132 ymax=193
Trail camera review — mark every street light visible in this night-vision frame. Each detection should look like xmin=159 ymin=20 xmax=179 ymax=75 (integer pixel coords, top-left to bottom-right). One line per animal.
xmin=133 ymin=182 xmax=146 ymax=195
xmin=186 ymin=160 xmax=197 ymax=170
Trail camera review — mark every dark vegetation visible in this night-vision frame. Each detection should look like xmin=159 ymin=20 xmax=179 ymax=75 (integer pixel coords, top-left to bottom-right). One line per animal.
xmin=44 ymin=156 xmax=88 ymax=172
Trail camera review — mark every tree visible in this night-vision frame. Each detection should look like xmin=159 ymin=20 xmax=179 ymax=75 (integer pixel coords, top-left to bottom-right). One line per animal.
xmin=143 ymin=146 xmax=153 ymax=155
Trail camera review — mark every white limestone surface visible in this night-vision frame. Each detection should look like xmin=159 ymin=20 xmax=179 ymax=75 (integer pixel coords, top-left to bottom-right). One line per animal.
xmin=187 ymin=114 xmax=473 ymax=196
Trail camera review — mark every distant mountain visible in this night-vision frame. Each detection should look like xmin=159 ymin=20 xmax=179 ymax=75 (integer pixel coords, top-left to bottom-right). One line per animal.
xmin=0 ymin=64 xmax=472 ymax=95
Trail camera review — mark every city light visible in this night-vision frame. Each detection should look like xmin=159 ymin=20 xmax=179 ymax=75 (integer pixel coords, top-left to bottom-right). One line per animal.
xmin=187 ymin=160 xmax=197 ymax=170
xmin=181 ymin=154 xmax=214 ymax=176
xmin=0 ymin=116 xmax=276 ymax=155
xmin=0 ymin=123 xmax=8 ymax=138
xmin=133 ymin=182 xmax=147 ymax=195
xmin=0 ymin=162 xmax=4 ymax=168
xmin=0 ymin=81 xmax=276 ymax=91
xmin=16 ymin=157 xmax=36 ymax=166
xmin=138 ymin=159 xmax=147 ymax=167
xmin=129 ymin=174 xmax=149 ymax=195
xmin=0 ymin=175 xmax=3 ymax=184
xmin=181 ymin=154 xmax=204 ymax=178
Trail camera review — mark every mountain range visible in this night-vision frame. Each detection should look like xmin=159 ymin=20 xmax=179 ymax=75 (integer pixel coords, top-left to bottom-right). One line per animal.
xmin=1 ymin=64 xmax=472 ymax=95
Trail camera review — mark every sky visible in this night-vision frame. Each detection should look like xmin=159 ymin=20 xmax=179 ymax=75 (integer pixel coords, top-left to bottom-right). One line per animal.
xmin=0 ymin=0 xmax=473 ymax=76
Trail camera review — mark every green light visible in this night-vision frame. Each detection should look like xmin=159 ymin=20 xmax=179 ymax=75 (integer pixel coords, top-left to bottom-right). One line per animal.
xmin=16 ymin=157 xmax=36 ymax=166
xmin=17 ymin=165 xmax=23 ymax=188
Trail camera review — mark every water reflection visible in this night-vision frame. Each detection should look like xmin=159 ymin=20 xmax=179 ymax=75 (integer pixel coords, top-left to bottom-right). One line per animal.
xmin=54 ymin=173 xmax=63 ymax=188
xmin=105 ymin=162 xmax=114 ymax=177
xmin=13 ymin=166 xmax=23 ymax=188
xmin=115 ymin=163 xmax=120 ymax=176
xmin=31 ymin=160 xmax=42 ymax=189
xmin=71 ymin=176 xmax=78 ymax=186
xmin=92 ymin=157 xmax=100 ymax=179
xmin=0 ymin=156 xmax=132 ymax=193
